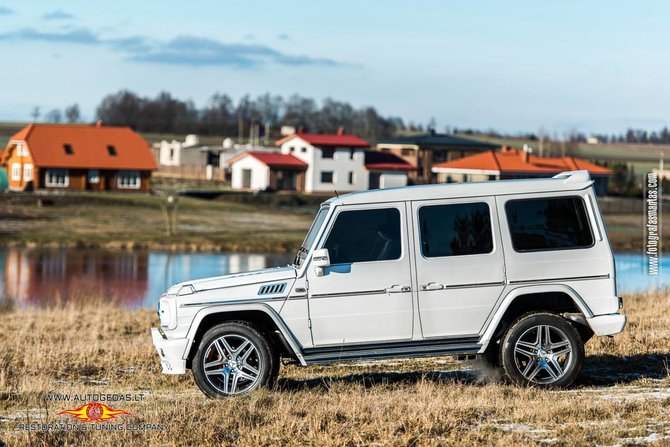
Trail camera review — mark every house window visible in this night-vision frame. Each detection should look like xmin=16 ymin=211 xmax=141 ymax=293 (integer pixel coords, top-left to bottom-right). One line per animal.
xmin=349 ymin=149 xmax=355 ymax=160
xmin=117 ymin=171 xmax=141 ymax=189
xmin=11 ymin=163 xmax=20 ymax=181
xmin=321 ymin=171 xmax=334 ymax=184
xmin=289 ymin=146 xmax=295 ymax=152
xmin=88 ymin=170 xmax=100 ymax=184
xmin=348 ymin=171 xmax=355 ymax=184
xmin=45 ymin=169 xmax=69 ymax=187
xmin=63 ymin=144 xmax=74 ymax=155
xmin=169 ymin=148 xmax=174 ymax=160
xmin=301 ymin=147 xmax=307 ymax=153
xmin=321 ymin=148 xmax=335 ymax=159
xmin=23 ymin=164 xmax=33 ymax=181
xmin=401 ymin=148 xmax=413 ymax=156
xmin=107 ymin=145 xmax=117 ymax=156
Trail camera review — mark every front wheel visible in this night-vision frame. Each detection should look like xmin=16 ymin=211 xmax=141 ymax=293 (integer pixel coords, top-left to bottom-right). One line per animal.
xmin=192 ymin=322 xmax=276 ymax=398
xmin=500 ymin=312 xmax=584 ymax=388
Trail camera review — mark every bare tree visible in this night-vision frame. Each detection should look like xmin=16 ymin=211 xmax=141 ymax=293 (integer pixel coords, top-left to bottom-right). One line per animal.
xmin=64 ymin=104 xmax=80 ymax=123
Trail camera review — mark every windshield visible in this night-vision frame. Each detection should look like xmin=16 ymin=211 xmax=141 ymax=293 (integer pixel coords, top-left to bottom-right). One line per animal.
xmin=294 ymin=207 xmax=329 ymax=266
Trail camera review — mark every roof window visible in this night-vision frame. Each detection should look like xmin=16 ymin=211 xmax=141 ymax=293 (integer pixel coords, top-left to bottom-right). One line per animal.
xmin=63 ymin=144 xmax=73 ymax=155
xmin=107 ymin=145 xmax=117 ymax=156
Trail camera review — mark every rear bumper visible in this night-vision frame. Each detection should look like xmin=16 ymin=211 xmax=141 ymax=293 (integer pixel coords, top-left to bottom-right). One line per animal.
xmin=586 ymin=313 xmax=627 ymax=336
xmin=151 ymin=328 xmax=189 ymax=375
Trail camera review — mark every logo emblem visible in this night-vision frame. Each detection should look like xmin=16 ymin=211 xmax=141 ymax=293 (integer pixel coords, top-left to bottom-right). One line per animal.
xmin=58 ymin=402 xmax=131 ymax=422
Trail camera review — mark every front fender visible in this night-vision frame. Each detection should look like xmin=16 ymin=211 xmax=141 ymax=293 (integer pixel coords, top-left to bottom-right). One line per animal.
xmin=184 ymin=302 xmax=307 ymax=366
xmin=478 ymin=284 xmax=594 ymax=350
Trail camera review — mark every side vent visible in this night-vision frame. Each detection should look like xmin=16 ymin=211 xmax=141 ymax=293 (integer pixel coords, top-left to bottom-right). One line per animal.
xmin=258 ymin=283 xmax=287 ymax=295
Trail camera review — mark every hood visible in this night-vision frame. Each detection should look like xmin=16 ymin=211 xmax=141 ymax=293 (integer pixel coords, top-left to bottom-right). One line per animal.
xmin=166 ymin=265 xmax=297 ymax=295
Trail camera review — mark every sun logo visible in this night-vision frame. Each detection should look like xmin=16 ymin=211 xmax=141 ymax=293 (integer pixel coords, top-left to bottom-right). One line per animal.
xmin=57 ymin=402 xmax=131 ymax=423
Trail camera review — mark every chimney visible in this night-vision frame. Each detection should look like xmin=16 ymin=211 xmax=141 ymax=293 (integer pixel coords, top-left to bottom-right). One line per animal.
xmin=95 ymin=120 xmax=103 ymax=128
xmin=521 ymin=145 xmax=532 ymax=163
xmin=337 ymin=126 xmax=344 ymax=136
xmin=501 ymin=145 xmax=509 ymax=154
xmin=297 ymin=126 xmax=304 ymax=135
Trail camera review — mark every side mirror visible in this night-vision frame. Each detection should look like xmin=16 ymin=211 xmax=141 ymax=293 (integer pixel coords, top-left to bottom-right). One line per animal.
xmin=312 ymin=248 xmax=330 ymax=277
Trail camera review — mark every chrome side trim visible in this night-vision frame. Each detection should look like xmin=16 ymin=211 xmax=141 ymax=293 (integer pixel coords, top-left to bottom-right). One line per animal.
xmin=508 ymin=274 xmax=609 ymax=285
xmin=309 ymin=289 xmax=389 ymax=299
xmin=180 ymin=297 xmax=279 ymax=308
xmin=421 ymin=281 xmax=505 ymax=291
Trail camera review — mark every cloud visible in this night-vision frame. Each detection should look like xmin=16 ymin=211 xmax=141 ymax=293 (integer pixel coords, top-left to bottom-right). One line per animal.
xmin=0 ymin=27 xmax=350 ymax=68
xmin=127 ymin=35 xmax=344 ymax=68
xmin=43 ymin=10 xmax=75 ymax=20
xmin=0 ymin=6 xmax=13 ymax=15
xmin=277 ymin=33 xmax=290 ymax=41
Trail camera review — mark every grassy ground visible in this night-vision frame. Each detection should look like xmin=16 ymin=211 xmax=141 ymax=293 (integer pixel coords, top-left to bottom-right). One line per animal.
xmin=0 ymin=192 xmax=663 ymax=253
xmin=0 ymin=193 xmax=314 ymax=253
xmin=0 ymin=291 xmax=668 ymax=446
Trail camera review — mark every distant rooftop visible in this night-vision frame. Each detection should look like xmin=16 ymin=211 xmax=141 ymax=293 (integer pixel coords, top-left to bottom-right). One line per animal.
xmin=432 ymin=148 xmax=613 ymax=176
xmin=376 ymin=132 xmax=499 ymax=149
xmin=276 ymin=128 xmax=370 ymax=148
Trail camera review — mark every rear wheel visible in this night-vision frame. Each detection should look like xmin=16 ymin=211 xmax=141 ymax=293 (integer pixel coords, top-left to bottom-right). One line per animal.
xmin=192 ymin=322 xmax=276 ymax=398
xmin=500 ymin=312 xmax=584 ymax=388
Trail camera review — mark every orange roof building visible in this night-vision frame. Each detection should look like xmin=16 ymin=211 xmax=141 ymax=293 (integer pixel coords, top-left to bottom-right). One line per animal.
xmin=432 ymin=147 xmax=613 ymax=195
xmin=1 ymin=123 xmax=157 ymax=192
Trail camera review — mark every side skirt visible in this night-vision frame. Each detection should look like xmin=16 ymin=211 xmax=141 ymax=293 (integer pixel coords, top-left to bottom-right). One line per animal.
xmin=302 ymin=337 xmax=481 ymax=364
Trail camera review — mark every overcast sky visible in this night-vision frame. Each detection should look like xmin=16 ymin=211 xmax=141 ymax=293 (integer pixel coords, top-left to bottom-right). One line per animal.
xmin=0 ymin=0 xmax=668 ymax=134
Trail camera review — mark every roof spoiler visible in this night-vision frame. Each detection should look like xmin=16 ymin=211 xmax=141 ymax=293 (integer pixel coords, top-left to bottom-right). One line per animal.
xmin=553 ymin=170 xmax=591 ymax=184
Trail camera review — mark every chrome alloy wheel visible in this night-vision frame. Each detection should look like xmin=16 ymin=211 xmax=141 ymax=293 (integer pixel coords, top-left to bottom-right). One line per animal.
xmin=202 ymin=334 xmax=261 ymax=395
xmin=513 ymin=324 xmax=574 ymax=384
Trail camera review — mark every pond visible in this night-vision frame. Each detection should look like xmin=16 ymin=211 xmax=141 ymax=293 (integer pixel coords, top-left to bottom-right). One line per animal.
xmin=0 ymin=248 xmax=666 ymax=309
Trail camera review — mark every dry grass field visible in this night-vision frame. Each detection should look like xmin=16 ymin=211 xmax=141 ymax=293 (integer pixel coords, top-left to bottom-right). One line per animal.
xmin=0 ymin=291 xmax=669 ymax=446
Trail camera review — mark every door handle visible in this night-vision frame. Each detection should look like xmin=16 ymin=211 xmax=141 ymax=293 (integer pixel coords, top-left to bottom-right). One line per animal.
xmin=420 ymin=282 xmax=444 ymax=291
xmin=386 ymin=284 xmax=411 ymax=293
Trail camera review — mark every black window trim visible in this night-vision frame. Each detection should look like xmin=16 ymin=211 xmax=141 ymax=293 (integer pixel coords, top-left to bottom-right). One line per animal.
xmin=416 ymin=201 xmax=496 ymax=260
xmin=504 ymin=195 xmax=595 ymax=253
xmin=318 ymin=206 xmax=404 ymax=266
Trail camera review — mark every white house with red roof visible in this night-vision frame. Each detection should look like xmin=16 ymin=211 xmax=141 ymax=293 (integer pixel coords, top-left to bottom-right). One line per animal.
xmin=228 ymin=129 xmax=414 ymax=192
xmin=228 ymin=151 xmax=308 ymax=191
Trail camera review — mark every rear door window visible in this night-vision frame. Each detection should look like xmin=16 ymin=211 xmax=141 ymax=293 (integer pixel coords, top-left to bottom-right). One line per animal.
xmin=418 ymin=202 xmax=493 ymax=257
xmin=505 ymin=196 xmax=593 ymax=252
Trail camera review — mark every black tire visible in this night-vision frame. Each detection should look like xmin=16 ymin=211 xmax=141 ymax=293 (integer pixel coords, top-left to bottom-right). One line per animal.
xmin=500 ymin=312 xmax=584 ymax=388
xmin=192 ymin=322 xmax=276 ymax=398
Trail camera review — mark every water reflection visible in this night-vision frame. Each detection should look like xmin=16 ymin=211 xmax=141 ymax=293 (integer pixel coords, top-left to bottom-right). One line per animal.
xmin=0 ymin=249 xmax=292 ymax=308
xmin=0 ymin=248 xmax=666 ymax=309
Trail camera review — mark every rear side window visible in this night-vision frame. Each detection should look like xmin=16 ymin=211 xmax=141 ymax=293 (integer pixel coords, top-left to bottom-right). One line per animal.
xmin=324 ymin=208 xmax=401 ymax=264
xmin=505 ymin=196 xmax=593 ymax=252
xmin=418 ymin=202 xmax=493 ymax=257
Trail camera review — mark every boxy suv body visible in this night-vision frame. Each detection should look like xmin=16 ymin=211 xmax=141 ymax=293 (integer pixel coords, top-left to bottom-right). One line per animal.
xmin=152 ymin=171 xmax=626 ymax=397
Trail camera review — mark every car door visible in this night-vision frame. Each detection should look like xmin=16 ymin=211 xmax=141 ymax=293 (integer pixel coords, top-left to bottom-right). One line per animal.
xmin=411 ymin=196 xmax=505 ymax=338
xmin=307 ymin=203 xmax=414 ymax=346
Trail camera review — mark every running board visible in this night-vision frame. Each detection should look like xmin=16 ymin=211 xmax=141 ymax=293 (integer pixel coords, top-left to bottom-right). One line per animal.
xmin=302 ymin=337 xmax=481 ymax=364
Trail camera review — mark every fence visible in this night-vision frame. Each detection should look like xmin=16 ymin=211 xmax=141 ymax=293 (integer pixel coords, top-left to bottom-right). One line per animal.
xmin=153 ymin=165 xmax=228 ymax=181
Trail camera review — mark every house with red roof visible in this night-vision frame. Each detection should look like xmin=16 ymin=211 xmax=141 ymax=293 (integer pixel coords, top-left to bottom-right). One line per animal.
xmin=1 ymin=123 xmax=157 ymax=192
xmin=431 ymin=147 xmax=613 ymax=195
xmin=228 ymin=128 xmax=414 ymax=192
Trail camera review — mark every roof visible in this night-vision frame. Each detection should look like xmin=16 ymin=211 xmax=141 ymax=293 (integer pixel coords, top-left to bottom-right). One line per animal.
xmin=431 ymin=148 xmax=613 ymax=175
xmin=364 ymin=151 xmax=415 ymax=171
xmin=325 ymin=171 xmax=595 ymax=206
xmin=276 ymin=132 xmax=370 ymax=148
xmin=3 ymin=124 xmax=157 ymax=170
xmin=231 ymin=151 xmax=308 ymax=170
xmin=376 ymin=133 xmax=499 ymax=150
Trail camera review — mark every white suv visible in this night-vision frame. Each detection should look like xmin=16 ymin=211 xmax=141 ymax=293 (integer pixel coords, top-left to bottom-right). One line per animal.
xmin=152 ymin=170 xmax=626 ymax=397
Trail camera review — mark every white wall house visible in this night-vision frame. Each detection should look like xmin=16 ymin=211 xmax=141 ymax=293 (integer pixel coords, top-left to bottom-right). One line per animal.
xmin=229 ymin=130 xmax=415 ymax=192
xmin=276 ymin=130 xmax=372 ymax=193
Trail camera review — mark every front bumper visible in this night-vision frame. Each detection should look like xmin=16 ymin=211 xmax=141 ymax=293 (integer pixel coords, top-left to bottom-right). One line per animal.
xmin=586 ymin=313 xmax=627 ymax=336
xmin=151 ymin=328 xmax=190 ymax=375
